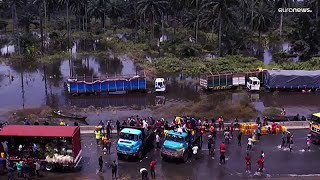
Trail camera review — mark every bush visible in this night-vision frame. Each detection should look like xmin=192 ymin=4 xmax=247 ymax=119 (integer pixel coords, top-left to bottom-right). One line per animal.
xmin=262 ymin=107 xmax=282 ymax=117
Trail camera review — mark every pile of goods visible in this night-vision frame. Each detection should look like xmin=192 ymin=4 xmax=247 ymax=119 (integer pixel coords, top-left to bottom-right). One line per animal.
xmin=45 ymin=154 xmax=74 ymax=164
xmin=240 ymin=123 xmax=287 ymax=135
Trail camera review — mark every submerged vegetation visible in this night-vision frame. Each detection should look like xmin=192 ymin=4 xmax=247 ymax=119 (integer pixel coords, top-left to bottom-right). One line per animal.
xmin=0 ymin=0 xmax=319 ymax=75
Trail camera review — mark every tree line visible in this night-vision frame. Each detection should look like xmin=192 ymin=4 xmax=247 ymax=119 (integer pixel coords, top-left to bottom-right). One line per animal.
xmin=0 ymin=0 xmax=319 ymax=59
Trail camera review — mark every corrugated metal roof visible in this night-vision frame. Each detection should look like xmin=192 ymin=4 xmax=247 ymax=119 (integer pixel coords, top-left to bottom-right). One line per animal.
xmin=0 ymin=125 xmax=79 ymax=137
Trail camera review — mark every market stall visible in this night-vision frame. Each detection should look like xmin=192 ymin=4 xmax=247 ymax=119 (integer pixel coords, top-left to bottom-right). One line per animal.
xmin=0 ymin=125 xmax=82 ymax=171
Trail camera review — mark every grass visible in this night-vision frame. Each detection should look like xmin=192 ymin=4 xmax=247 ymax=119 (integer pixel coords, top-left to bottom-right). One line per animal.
xmin=262 ymin=107 xmax=282 ymax=117
xmin=152 ymin=95 xmax=257 ymax=121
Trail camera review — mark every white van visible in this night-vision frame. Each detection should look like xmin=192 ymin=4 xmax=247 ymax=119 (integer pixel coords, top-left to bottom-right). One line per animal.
xmin=155 ymin=78 xmax=166 ymax=93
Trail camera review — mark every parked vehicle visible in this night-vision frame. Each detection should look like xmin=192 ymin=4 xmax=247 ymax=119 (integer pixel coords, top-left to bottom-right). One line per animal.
xmin=200 ymin=69 xmax=320 ymax=92
xmin=155 ymin=78 xmax=166 ymax=93
xmin=116 ymin=126 xmax=155 ymax=159
xmin=161 ymin=129 xmax=202 ymax=162
xmin=66 ymin=74 xmax=147 ymax=95
xmin=0 ymin=125 xmax=82 ymax=171
xmin=310 ymin=112 xmax=320 ymax=144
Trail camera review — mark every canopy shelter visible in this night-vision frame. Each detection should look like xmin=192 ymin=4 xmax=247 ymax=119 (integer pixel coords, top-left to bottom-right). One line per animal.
xmin=0 ymin=125 xmax=79 ymax=137
xmin=0 ymin=125 xmax=81 ymax=164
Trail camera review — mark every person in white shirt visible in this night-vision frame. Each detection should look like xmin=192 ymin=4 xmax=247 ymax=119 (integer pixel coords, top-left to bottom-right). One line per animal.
xmin=155 ymin=134 xmax=160 ymax=148
xmin=192 ymin=145 xmax=199 ymax=160
xmin=247 ymin=138 xmax=253 ymax=151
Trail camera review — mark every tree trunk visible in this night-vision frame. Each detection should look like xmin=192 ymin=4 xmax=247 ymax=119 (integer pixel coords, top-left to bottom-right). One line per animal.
xmin=151 ymin=10 xmax=155 ymax=41
xmin=67 ymin=0 xmax=70 ymax=50
xmin=258 ymin=30 xmax=261 ymax=46
xmin=251 ymin=0 xmax=254 ymax=31
xmin=102 ymin=12 xmax=105 ymax=30
xmin=173 ymin=12 xmax=177 ymax=36
xmin=161 ymin=13 xmax=164 ymax=38
xmin=218 ymin=11 xmax=222 ymax=57
xmin=279 ymin=12 xmax=283 ymax=36
xmin=44 ymin=0 xmax=47 ymax=50
xmin=195 ymin=17 xmax=198 ymax=44
xmin=40 ymin=10 xmax=44 ymax=55
xmin=316 ymin=1 xmax=319 ymax=21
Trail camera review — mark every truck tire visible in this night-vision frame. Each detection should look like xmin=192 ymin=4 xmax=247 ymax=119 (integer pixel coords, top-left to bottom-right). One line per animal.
xmin=182 ymin=151 xmax=188 ymax=162
xmin=45 ymin=163 xmax=53 ymax=171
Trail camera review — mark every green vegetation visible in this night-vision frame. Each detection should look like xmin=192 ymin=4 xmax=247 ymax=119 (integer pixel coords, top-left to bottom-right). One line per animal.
xmin=153 ymin=96 xmax=257 ymax=121
xmin=0 ymin=0 xmax=319 ymax=75
xmin=262 ymin=107 xmax=282 ymax=117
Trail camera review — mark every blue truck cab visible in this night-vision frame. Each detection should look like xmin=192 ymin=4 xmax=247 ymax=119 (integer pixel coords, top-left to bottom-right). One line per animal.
xmin=117 ymin=126 xmax=155 ymax=159
xmin=161 ymin=130 xmax=190 ymax=162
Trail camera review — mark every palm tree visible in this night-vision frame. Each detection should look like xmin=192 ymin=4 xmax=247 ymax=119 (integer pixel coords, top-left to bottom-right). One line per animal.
xmin=253 ymin=1 xmax=272 ymax=45
xmin=183 ymin=0 xmax=203 ymax=44
xmin=273 ymin=0 xmax=289 ymax=36
xmin=87 ymin=0 xmax=109 ymax=29
xmin=106 ymin=0 xmax=125 ymax=27
xmin=137 ymin=0 xmax=168 ymax=40
xmin=309 ymin=0 xmax=319 ymax=21
xmin=201 ymin=0 xmax=237 ymax=56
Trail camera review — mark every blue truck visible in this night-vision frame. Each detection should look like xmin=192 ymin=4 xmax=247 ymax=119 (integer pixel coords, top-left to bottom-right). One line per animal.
xmin=161 ymin=130 xmax=202 ymax=162
xmin=66 ymin=74 xmax=147 ymax=95
xmin=116 ymin=126 xmax=155 ymax=159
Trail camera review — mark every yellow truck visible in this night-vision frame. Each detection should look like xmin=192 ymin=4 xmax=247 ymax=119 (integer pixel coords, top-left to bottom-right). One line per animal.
xmin=310 ymin=112 xmax=320 ymax=144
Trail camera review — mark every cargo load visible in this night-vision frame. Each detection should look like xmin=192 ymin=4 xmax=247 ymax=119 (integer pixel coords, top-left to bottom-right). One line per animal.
xmin=264 ymin=70 xmax=320 ymax=90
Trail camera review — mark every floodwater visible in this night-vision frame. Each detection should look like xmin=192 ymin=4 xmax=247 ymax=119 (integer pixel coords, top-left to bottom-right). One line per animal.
xmin=0 ymin=54 xmax=320 ymax=121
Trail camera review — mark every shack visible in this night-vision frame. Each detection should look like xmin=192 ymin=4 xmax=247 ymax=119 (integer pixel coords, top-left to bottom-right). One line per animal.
xmin=0 ymin=125 xmax=82 ymax=171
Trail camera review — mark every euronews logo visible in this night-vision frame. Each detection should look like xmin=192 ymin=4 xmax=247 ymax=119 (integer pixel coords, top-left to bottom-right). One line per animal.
xmin=278 ymin=8 xmax=312 ymax=13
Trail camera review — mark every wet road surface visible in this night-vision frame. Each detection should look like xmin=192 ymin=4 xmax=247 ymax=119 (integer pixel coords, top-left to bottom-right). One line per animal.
xmin=2 ymin=129 xmax=316 ymax=180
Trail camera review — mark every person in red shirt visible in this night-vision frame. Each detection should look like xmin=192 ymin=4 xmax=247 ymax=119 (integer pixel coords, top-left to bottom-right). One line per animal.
xmin=245 ymin=153 xmax=251 ymax=172
xmin=219 ymin=142 xmax=226 ymax=164
xmin=257 ymin=156 xmax=263 ymax=174
xmin=210 ymin=125 xmax=216 ymax=139
xmin=150 ymin=160 xmax=156 ymax=179
xmin=271 ymin=122 xmax=276 ymax=134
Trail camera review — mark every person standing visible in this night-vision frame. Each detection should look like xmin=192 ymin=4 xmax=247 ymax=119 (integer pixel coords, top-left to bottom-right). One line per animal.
xmin=98 ymin=156 xmax=103 ymax=173
xmin=7 ymin=163 xmax=14 ymax=180
xmin=261 ymin=151 xmax=265 ymax=170
xmin=247 ymin=138 xmax=253 ymax=151
xmin=110 ymin=160 xmax=118 ymax=179
xmin=116 ymin=120 xmax=121 ymax=135
xmin=307 ymin=134 xmax=311 ymax=150
xmin=219 ymin=142 xmax=226 ymax=164
xmin=140 ymin=167 xmax=148 ymax=180
xmin=208 ymin=135 xmax=213 ymax=155
xmin=156 ymin=133 xmax=161 ymax=149
xmin=257 ymin=156 xmax=264 ymax=175
xmin=281 ymin=132 xmax=286 ymax=148
xmin=237 ymin=132 xmax=242 ymax=147
xmin=192 ymin=145 xmax=199 ymax=160
xmin=245 ymin=153 xmax=251 ymax=172
xmin=230 ymin=123 xmax=234 ymax=138
xmin=289 ymin=135 xmax=294 ymax=152
xmin=34 ymin=160 xmax=41 ymax=177
xmin=150 ymin=160 xmax=156 ymax=179
xmin=16 ymin=161 xmax=22 ymax=177
xmin=95 ymin=128 xmax=102 ymax=146
xmin=286 ymin=132 xmax=291 ymax=147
